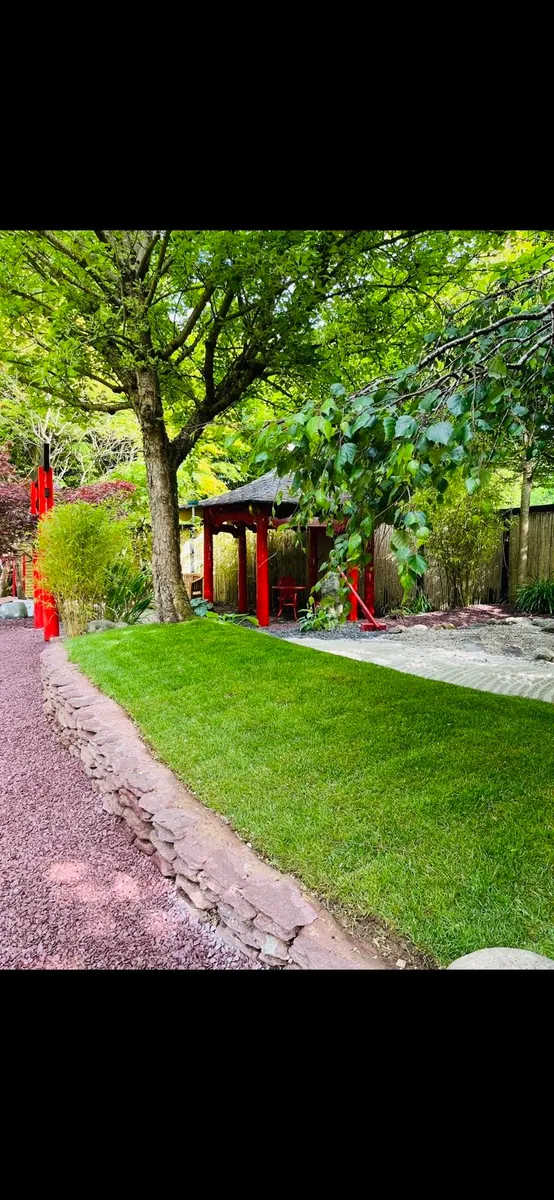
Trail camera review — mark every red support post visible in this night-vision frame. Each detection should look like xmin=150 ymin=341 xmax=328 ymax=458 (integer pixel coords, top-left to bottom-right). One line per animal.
xmin=11 ymin=556 xmax=17 ymax=596
xmin=347 ymin=567 xmax=359 ymax=621
xmin=30 ymin=480 xmax=43 ymax=627
xmin=33 ymin=555 xmax=43 ymax=628
xmin=256 ymin=513 xmax=270 ymax=627
xmin=307 ymin=525 xmax=318 ymax=594
xmin=37 ymin=454 xmax=60 ymax=640
xmin=364 ymin=535 xmax=375 ymax=615
xmin=237 ymin=526 xmax=248 ymax=613
xmin=22 ymin=554 xmax=26 ymax=593
xmin=203 ymin=512 xmax=214 ymax=602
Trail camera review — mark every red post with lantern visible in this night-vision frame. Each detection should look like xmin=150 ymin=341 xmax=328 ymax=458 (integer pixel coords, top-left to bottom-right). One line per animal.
xmin=31 ymin=444 xmax=60 ymax=641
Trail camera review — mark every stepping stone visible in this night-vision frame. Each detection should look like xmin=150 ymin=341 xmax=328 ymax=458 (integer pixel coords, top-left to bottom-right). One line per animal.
xmin=447 ymin=948 xmax=554 ymax=970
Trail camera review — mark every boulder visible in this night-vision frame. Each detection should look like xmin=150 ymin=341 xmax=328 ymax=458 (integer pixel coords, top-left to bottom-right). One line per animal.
xmin=86 ymin=619 xmax=117 ymax=633
xmin=0 ymin=600 xmax=29 ymax=619
xmin=534 ymin=650 xmax=554 ymax=662
xmin=410 ymin=624 xmax=429 ymax=633
xmin=319 ymin=572 xmax=341 ymax=600
xmin=447 ymin=948 xmax=554 ymax=970
xmin=531 ymin=619 xmax=554 ymax=632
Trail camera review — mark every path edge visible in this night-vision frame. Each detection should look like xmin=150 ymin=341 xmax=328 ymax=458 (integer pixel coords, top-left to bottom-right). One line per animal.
xmin=41 ymin=640 xmax=387 ymax=971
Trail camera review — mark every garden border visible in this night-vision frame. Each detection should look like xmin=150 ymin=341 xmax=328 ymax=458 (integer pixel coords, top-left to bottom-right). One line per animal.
xmin=40 ymin=640 xmax=387 ymax=971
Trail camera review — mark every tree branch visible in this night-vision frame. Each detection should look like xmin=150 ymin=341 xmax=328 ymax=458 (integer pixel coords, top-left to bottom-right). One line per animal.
xmin=34 ymin=231 xmax=119 ymax=296
xmin=145 ymin=230 xmax=172 ymax=307
xmin=137 ymin=231 xmax=161 ymax=280
xmin=160 ymin=284 xmax=215 ymax=360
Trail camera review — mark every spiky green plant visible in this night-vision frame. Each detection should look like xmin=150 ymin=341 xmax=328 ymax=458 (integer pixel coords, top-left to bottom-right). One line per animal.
xmin=514 ymin=578 xmax=554 ymax=615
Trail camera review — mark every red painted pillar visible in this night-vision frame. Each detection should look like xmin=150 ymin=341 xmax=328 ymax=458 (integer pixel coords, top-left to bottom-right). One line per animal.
xmin=38 ymin=461 xmax=60 ymax=640
xmin=22 ymin=555 xmax=26 ymax=593
xmin=203 ymin=513 xmax=214 ymax=602
xmin=256 ymin=513 xmax=270 ymax=627
xmin=347 ymin=567 xmax=359 ymax=621
xmin=307 ymin=525 xmax=318 ymax=594
xmin=30 ymin=479 xmax=44 ymax=628
xmin=364 ymin=535 xmax=375 ymax=615
xmin=11 ymin=557 xmax=17 ymax=596
xmin=237 ymin=526 xmax=248 ymax=613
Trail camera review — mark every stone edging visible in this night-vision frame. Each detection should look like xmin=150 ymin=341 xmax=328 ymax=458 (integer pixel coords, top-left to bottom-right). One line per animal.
xmin=41 ymin=641 xmax=387 ymax=971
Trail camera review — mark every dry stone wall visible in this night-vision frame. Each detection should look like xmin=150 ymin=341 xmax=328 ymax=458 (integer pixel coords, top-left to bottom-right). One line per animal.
xmin=41 ymin=640 xmax=385 ymax=971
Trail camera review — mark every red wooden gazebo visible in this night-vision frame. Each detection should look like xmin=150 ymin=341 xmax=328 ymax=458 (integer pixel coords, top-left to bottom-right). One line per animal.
xmin=197 ymin=471 xmax=375 ymax=627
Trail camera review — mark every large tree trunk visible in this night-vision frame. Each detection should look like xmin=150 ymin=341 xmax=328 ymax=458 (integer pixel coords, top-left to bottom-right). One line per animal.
xmin=137 ymin=368 xmax=193 ymax=623
xmin=517 ymin=458 xmax=534 ymax=588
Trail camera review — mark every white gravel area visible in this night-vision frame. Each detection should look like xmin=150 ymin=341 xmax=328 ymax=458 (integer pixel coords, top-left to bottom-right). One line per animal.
xmin=386 ymin=618 xmax=554 ymax=661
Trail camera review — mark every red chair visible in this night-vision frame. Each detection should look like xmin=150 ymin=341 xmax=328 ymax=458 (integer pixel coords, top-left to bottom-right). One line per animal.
xmin=274 ymin=575 xmax=304 ymax=620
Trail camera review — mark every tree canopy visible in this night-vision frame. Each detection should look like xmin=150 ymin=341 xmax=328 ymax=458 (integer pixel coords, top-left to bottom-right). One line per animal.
xmin=258 ymin=233 xmax=554 ymax=594
xmin=0 ymin=228 xmax=505 ymax=618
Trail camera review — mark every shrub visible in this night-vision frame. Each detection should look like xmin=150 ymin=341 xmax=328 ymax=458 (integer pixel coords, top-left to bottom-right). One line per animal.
xmin=514 ymin=578 xmax=554 ymax=614
xmin=104 ymin=562 xmax=154 ymax=624
xmin=298 ymin=593 xmax=343 ymax=631
xmin=37 ymin=501 xmax=125 ymax=635
xmin=417 ymin=476 xmax=504 ymax=608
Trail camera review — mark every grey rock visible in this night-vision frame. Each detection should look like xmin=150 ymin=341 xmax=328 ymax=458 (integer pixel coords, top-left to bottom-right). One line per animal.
xmin=114 ymin=621 xmax=129 ymax=629
xmin=534 ymin=650 xmax=554 ymax=662
xmin=503 ymin=645 xmax=525 ymax=657
xmin=410 ymin=624 xmax=429 ymax=633
xmin=531 ymin=619 xmax=554 ymax=632
xmin=387 ymin=625 xmax=406 ymax=635
xmin=448 ymin=947 xmax=554 ymax=970
xmin=86 ymin=619 xmax=117 ymax=633
xmin=462 ymin=642 xmax=483 ymax=654
xmin=0 ymin=601 xmax=29 ymax=619
xmin=319 ymin=572 xmax=340 ymax=600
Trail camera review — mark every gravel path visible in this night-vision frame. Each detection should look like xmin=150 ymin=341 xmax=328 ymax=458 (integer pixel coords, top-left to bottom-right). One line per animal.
xmin=0 ymin=623 xmax=255 ymax=970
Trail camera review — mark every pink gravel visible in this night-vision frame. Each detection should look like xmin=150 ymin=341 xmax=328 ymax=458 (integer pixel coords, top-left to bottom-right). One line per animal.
xmin=0 ymin=623 xmax=258 ymax=970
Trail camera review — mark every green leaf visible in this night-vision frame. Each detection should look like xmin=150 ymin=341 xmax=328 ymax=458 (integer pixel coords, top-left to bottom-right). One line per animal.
xmin=418 ymin=389 xmax=441 ymax=412
xmin=465 ymin=476 xmax=480 ymax=494
xmin=305 ymin=416 xmax=322 ymax=439
xmin=336 ymin=443 xmax=356 ymax=469
xmin=395 ymin=415 xmax=418 ymax=439
xmin=511 ymin=403 xmax=528 ymax=417
xmin=427 ymin=421 xmax=453 ymax=445
xmin=382 ymin=416 xmax=396 ymax=439
xmin=330 ymin=383 xmax=346 ymax=397
xmin=407 ymin=553 xmax=428 ymax=574
xmin=488 ymin=355 xmax=507 ymax=379
xmin=351 ymin=410 xmax=377 ymax=434
xmin=446 ymin=394 xmax=464 ymax=417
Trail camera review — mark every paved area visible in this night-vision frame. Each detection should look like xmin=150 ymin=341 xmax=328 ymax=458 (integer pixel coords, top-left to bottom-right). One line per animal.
xmin=292 ymin=631 xmax=554 ymax=703
xmin=0 ymin=623 xmax=254 ymax=970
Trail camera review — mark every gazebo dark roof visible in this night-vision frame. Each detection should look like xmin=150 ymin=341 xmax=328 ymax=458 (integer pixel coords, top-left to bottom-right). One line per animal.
xmin=197 ymin=470 xmax=297 ymax=509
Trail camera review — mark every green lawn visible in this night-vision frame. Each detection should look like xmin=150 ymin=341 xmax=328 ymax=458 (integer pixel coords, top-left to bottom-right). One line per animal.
xmin=68 ymin=621 xmax=554 ymax=965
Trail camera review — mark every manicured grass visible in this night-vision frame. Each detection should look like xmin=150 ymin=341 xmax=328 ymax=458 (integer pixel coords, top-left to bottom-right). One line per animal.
xmin=68 ymin=621 xmax=554 ymax=965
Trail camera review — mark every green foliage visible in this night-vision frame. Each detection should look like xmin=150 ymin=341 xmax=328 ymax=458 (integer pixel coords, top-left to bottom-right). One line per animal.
xmin=190 ymin=597 xmax=214 ymax=617
xmin=514 ymin=578 xmax=554 ymax=614
xmin=104 ymin=561 xmax=153 ymax=625
xmin=258 ymin=233 xmax=554 ymax=594
xmin=419 ymin=476 xmax=504 ymax=608
xmin=297 ymin=592 xmax=343 ymax=631
xmin=69 ymin=619 xmax=554 ymax=964
xmin=216 ymin=611 xmax=259 ymax=626
xmin=389 ymin=592 xmax=433 ymax=617
xmin=37 ymin=501 xmax=125 ymax=635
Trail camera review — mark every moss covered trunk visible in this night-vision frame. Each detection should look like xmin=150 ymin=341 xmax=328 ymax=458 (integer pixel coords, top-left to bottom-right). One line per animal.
xmin=137 ymin=369 xmax=192 ymax=623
